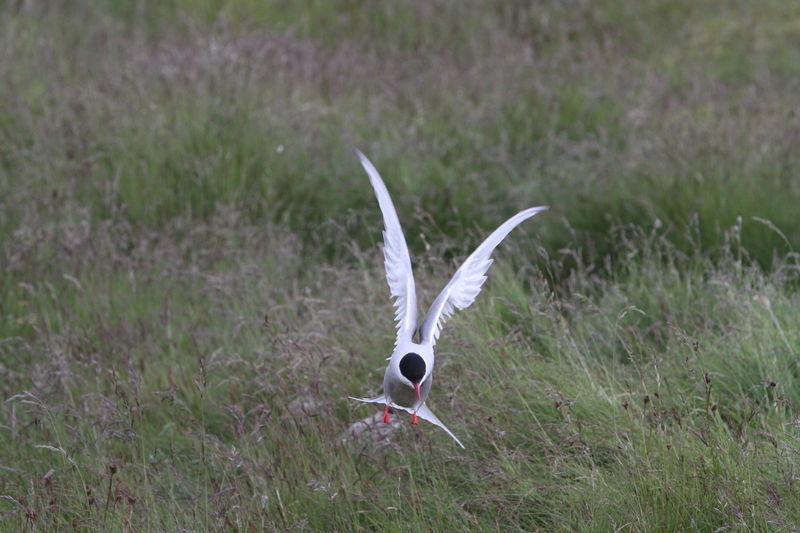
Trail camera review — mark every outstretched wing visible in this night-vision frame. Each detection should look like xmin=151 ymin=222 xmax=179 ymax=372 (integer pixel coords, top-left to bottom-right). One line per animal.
xmin=419 ymin=206 xmax=548 ymax=346
xmin=357 ymin=151 xmax=418 ymax=346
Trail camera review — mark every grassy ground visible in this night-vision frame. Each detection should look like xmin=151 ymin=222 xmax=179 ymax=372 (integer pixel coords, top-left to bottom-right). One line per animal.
xmin=2 ymin=0 xmax=800 ymax=530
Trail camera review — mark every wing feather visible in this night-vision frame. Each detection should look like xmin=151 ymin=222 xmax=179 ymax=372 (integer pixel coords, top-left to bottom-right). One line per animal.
xmin=419 ymin=206 xmax=548 ymax=346
xmin=357 ymin=151 xmax=418 ymax=346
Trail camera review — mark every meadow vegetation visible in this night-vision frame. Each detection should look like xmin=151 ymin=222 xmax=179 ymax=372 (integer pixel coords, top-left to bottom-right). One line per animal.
xmin=1 ymin=0 xmax=800 ymax=530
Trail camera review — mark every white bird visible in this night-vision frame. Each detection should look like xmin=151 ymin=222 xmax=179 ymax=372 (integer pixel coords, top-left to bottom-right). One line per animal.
xmin=351 ymin=151 xmax=548 ymax=448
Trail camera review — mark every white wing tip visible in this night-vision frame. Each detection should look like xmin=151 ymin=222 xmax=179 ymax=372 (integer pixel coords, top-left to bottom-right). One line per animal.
xmin=521 ymin=205 xmax=549 ymax=217
xmin=355 ymin=150 xmax=388 ymax=192
xmin=354 ymin=149 xmax=376 ymax=172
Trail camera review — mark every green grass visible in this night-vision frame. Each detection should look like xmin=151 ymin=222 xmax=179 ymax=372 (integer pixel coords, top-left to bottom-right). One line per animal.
xmin=2 ymin=0 xmax=800 ymax=531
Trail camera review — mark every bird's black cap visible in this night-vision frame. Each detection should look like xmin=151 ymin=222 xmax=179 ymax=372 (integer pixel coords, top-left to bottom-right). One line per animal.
xmin=399 ymin=352 xmax=426 ymax=384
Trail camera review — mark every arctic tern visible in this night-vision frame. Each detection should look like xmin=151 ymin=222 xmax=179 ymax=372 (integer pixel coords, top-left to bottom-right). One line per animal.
xmin=351 ymin=151 xmax=548 ymax=448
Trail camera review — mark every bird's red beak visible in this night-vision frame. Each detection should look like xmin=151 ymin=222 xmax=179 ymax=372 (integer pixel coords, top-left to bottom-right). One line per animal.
xmin=414 ymin=383 xmax=421 ymax=402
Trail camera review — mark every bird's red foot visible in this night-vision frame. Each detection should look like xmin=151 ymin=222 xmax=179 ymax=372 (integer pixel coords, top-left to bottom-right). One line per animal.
xmin=412 ymin=413 xmax=418 ymax=425
xmin=383 ymin=406 xmax=390 ymax=424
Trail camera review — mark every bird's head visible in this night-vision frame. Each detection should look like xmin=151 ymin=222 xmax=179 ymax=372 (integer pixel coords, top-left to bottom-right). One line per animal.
xmin=399 ymin=352 xmax=426 ymax=402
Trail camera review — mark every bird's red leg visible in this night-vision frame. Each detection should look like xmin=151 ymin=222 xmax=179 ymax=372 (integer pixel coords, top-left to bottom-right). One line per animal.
xmin=383 ymin=406 xmax=390 ymax=424
xmin=412 ymin=384 xmax=421 ymax=425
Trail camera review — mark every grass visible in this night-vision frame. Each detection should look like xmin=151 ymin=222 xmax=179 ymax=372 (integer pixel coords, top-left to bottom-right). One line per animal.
xmin=1 ymin=0 xmax=800 ymax=530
